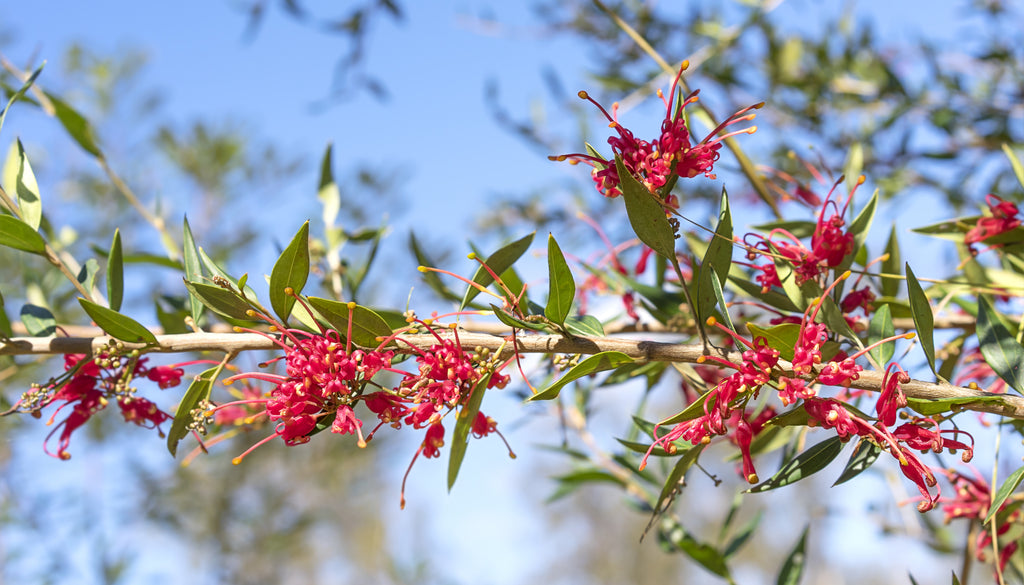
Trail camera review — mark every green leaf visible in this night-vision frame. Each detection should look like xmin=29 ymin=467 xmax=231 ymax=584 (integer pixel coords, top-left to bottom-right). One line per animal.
xmin=78 ymin=298 xmax=157 ymax=344
xmin=723 ymin=510 xmax=762 ymax=559
xmin=76 ymin=258 xmax=100 ymax=294
xmin=748 ymin=436 xmax=845 ymax=493
xmin=649 ymin=445 xmax=705 ymax=528
xmin=45 ymin=92 xmax=102 ymax=157
xmin=269 ymin=221 xmax=310 ymax=324
xmin=867 ymin=303 xmax=895 ymax=367
xmin=751 ymin=220 xmax=816 ymax=239
xmin=167 ymin=366 xmax=219 ymax=456
xmin=708 ymin=271 xmax=734 ymax=332
xmin=697 ymin=188 xmax=733 ymax=323
xmin=747 ymin=322 xmax=800 ymax=361
xmin=490 ymin=305 xmax=549 ymax=332
xmin=447 ymin=372 xmax=492 ymax=491
xmin=729 ymin=274 xmax=801 ymax=313
xmin=106 ymin=229 xmax=124 ymax=312
xmin=986 ymin=466 xmax=1024 ymax=525
xmin=0 ymin=215 xmax=46 ymax=254
xmin=616 ymin=156 xmax=676 ymax=261
xmin=182 ymin=217 xmax=204 ymax=325
xmin=307 ymin=297 xmax=393 ymax=348
xmin=906 ymin=395 xmax=1007 ymax=417
xmin=657 ymin=517 xmax=731 ymax=579
xmin=527 ymin=351 xmax=635 ymax=401
xmin=198 ymin=247 xmax=257 ymax=302
xmin=881 ymin=225 xmax=902 ymax=297
xmin=183 ymin=280 xmax=253 ymax=321
xmin=775 ymin=526 xmax=809 ymax=585
xmin=317 ymin=143 xmax=340 ymax=228
xmin=461 ymin=232 xmax=535 ymax=310
xmin=832 ymin=438 xmax=882 ymax=486
xmin=409 ymin=231 xmax=462 ymax=303
xmin=545 ymin=234 xmax=575 ymax=325
xmin=2 ymin=139 xmax=42 ymax=230
xmin=0 ymin=290 xmax=11 ymax=337
xmin=905 ymin=264 xmax=937 ymax=377
xmin=1003 ymin=144 xmax=1024 ymax=191
xmin=0 ymin=63 xmax=43 ymax=136
xmin=20 ymin=304 xmax=56 ymax=336
xmin=839 ymin=189 xmax=877 ymax=277
xmin=564 ymin=314 xmax=605 ymax=336
xmin=977 ymin=295 xmax=1024 ymax=394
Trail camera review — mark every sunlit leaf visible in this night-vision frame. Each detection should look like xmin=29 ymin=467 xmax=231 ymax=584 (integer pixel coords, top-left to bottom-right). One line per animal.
xmin=545 ymin=234 xmax=575 ymax=325
xmin=748 ymin=436 xmax=845 ymax=493
xmin=76 ymin=258 xmax=100 ymax=294
xmin=906 ymin=395 xmax=1006 ymax=417
xmin=1003 ymin=144 xmax=1024 ymax=191
xmin=448 ymin=372 xmax=492 ymax=491
xmin=46 ymin=92 xmax=102 ymax=157
xmin=78 ymin=298 xmax=158 ymax=344
xmin=269 ymin=221 xmax=310 ymax=324
xmin=167 ymin=366 xmax=219 ymax=457
xmin=490 ymin=305 xmax=549 ymax=332
xmin=0 ymin=290 xmax=11 ymax=337
xmin=461 ymin=232 xmax=535 ymax=310
xmin=881 ymin=226 xmax=902 ymax=297
xmin=528 ymin=351 xmax=634 ymax=401
xmin=106 ymin=229 xmax=124 ymax=312
xmin=307 ymin=297 xmax=393 ymax=348
xmin=2 ymin=139 xmax=42 ymax=230
xmin=867 ymin=303 xmax=895 ymax=367
xmin=905 ymin=264 xmax=937 ymax=377
xmin=697 ymin=188 xmax=733 ymax=323
xmin=0 ymin=215 xmax=46 ymax=254
xmin=0 ymin=63 xmax=43 ymax=136
xmin=182 ymin=217 xmax=204 ymax=324
xmin=986 ymin=466 xmax=1024 ymax=525
xmin=183 ymin=280 xmax=253 ymax=321
xmin=747 ymin=322 xmax=800 ymax=361
xmin=20 ymin=304 xmax=55 ymax=336
xmin=564 ymin=314 xmax=605 ymax=336
xmin=977 ymin=295 xmax=1024 ymax=394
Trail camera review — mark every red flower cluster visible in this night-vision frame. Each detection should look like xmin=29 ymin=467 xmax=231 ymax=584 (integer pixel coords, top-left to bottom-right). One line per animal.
xmin=12 ymin=352 xmax=183 ymax=460
xmin=965 ymin=194 xmax=1020 ymax=255
xmin=941 ymin=468 xmax=1021 ymax=573
xmin=550 ymin=62 xmax=761 ymax=203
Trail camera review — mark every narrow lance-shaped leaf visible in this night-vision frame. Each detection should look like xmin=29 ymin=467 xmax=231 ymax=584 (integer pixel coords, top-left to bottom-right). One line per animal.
xmin=905 ymin=264 xmax=937 ymax=377
xmin=545 ymin=233 xmax=575 ymax=325
xmin=460 ymin=232 xmax=535 ymax=310
xmin=182 ymin=217 xmax=204 ymax=325
xmin=657 ymin=517 xmax=732 ymax=579
xmin=167 ymin=366 xmax=220 ymax=457
xmin=646 ymin=445 xmax=705 ymax=536
xmin=697 ymin=188 xmax=733 ymax=324
xmin=747 ymin=436 xmax=845 ymax=493
xmin=0 ymin=215 xmax=46 ymax=254
xmin=986 ymin=466 xmax=1024 ymax=525
xmin=1003 ymin=144 xmax=1024 ymax=191
xmin=318 ymin=143 xmax=340 ymax=228
xmin=616 ymin=156 xmax=676 ymax=262
xmin=269 ymin=221 xmax=310 ymax=324
xmin=2 ymin=139 xmax=42 ymax=230
xmin=45 ymin=92 xmax=102 ymax=158
xmin=78 ymin=298 xmax=158 ymax=344
xmin=20 ymin=304 xmax=56 ymax=336
xmin=837 ymin=187 xmax=878 ymax=276
xmin=977 ymin=295 xmax=1024 ymax=394
xmin=867 ymin=303 xmax=895 ymax=367
xmin=881 ymin=225 xmax=901 ymax=297
xmin=306 ymin=297 xmax=393 ymax=348
xmin=0 ymin=62 xmax=43 ymax=136
xmin=832 ymin=437 xmax=883 ymax=486
xmin=775 ymin=526 xmax=809 ymax=585
xmin=77 ymin=258 xmax=100 ymax=294
xmin=448 ymin=372 xmax=493 ymax=491
xmin=0 ymin=290 xmax=12 ymax=337
xmin=183 ymin=280 xmax=253 ymax=321
xmin=107 ymin=229 xmax=124 ymax=312
xmin=528 ymin=351 xmax=635 ymax=401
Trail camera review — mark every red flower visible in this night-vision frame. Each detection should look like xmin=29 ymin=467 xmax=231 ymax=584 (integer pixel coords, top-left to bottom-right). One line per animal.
xmin=965 ymin=194 xmax=1020 ymax=254
xmin=422 ymin=422 xmax=445 ymax=459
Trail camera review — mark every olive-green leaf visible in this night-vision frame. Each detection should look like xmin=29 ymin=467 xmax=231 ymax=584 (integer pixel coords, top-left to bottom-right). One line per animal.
xmin=167 ymin=366 xmax=219 ymax=456
xmin=697 ymin=189 xmax=733 ymax=323
xmin=616 ymin=156 xmax=676 ymax=261
xmin=867 ymin=303 xmax=895 ymax=367
xmin=986 ymin=466 xmax=1024 ymax=525
xmin=78 ymin=298 xmax=158 ymax=344
xmin=183 ymin=280 xmax=253 ymax=321
xmin=881 ymin=225 xmax=901 ymax=297
xmin=1003 ymin=144 xmax=1024 ymax=191
xmin=906 ymin=395 xmax=1006 ymax=417
xmin=748 ymin=436 xmax=845 ymax=493
xmin=269 ymin=221 xmax=310 ymax=324
xmin=709 ymin=271 xmax=734 ymax=332
xmin=307 ymin=297 xmax=393 ymax=348
xmin=564 ymin=314 xmax=605 ymax=336
xmin=20 ymin=304 xmax=56 ymax=336
xmin=490 ymin=305 xmax=550 ymax=332
xmin=775 ymin=526 xmax=809 ymax=585
xmin=0 ymin=63 xmax=43 ymax=136
xmin=46 ymin=92 xmax=102 ymax=158
xmin=747 ymin=322 xmax=800 ymax=361
xmin=977 ymin=295 xmax=1024 ymax=394
xmin=832 ymin=438 xmax=882 ymax=486
xmin=461 ymin=232 xmax=535 ymax=310
xmin=182 ymin=217 xmax=204 ymax=324
xmin=545 ymin=234 xmax=575 ymax=325
xmin=0 ymin=290 xmax=11 ymax=337
xmin=838 ymin=188 xmax=878 ymax=275
xmin=657 ymin=517 xmax=731 ymax=579
xmin=448 ymin=372 xmax=492 ymax=491
xmin=106 ymin=229 xmax=124 ymax=312
xmin=528 ymin=351 xmax=635 ymax=401
xmin=77 ymin=258 xmax=100 ymax=294
xmin=648 ymin=445 xmax=704 ymax=532
xmin=0 ymin=215 xmax=46 ymax=254
xmin=2 ymin=139 xmax=42 ymax=230
xmin=905 ymin=264 xmax=937 ymax=377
